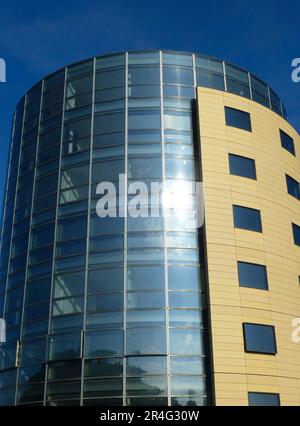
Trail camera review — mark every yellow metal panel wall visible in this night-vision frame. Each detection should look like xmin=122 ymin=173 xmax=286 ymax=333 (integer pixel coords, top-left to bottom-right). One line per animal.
xmin=196 ymin=87 xmax=300 ymax=406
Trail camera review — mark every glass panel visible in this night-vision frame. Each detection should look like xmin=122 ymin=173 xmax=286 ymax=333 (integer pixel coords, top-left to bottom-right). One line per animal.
xmin=170 ymin=329 xmax=204 ymax=355
xmin=84 ymin=358 xmax=123 ymax=377
xmin=163 ymin=67 xmax=193 ymax=85
xmin=128 ymin=158 xmax=162 ymax=179
xmin=57 ymin=215 xmax=87 ymax=241
xmin=85 ymin=330 xmax=124 ymax=357
xmin=169 ymin=310 xmax=202 ymax=327
xmin=48 ymin=360 xmax=81 ymax=380
xmin=127 ymin=356 xmax=166 ymax=376
xmin=127 ymin=266 xmax=164 ymax=291
xmin=169 ymin=292 xmax=203 ymax=309
xmin=128 ymin=110 xmax=161 ymax=130
xmin=168 ymin=267 xmax=202 ymax=291
xmin=83 ymin=378 xmax=122 ymax=397
xmin=127 ymin=328 xmax=166 ymax=355
xmin=127 ymin=292 xmax=165 ymax=309
xmin=126 ymin=376 xmax=167 ymax=396
xmin=95 ymin=69 xmax=125 ymax=90
xmin=60 ymin=165 xmax=89 ymax=189
xmin=18 ymin=365 xmax=45 ymax=384
xmin=96 ymin=54 xmax=125 ymax=70
xmin=52 ymin=297 xmax=84 ymax=316
xmin=48 ymin=332 xmax=81 ymax=361
xmin=87 ymin=293 xmax=123 ymax=312
xmin=47 ymin=380 xmax=81 ymax=400
xmin=88 ymin=268 xmax=123 ymax=293
xmin=163 ymin=53 xmax=192 ymax=67
xmin=128 ymin=67 xmax=160 ymax=85
xmin=20 ymin=338 xmax=46 ymax=366
xmin=54 ymin=272 xmax=85 ymax=298
xmin=127 ymin=310 xmax=166 ymax=328
xmin=170 ymin=356 xmax=204 ymax=375
xmin=196 ymin=69 xmax=224 ymax=90
xmin=171 ymin=376 xmax=205 ymax=396
xmin=164 ymin=111 xmax=192 ymax=131
xmin=86 ymin=311 xmax=123 ymax=330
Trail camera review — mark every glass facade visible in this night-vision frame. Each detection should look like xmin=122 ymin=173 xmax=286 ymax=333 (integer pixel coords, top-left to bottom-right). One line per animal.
xmin=0 ymin=50 xmax=289 ymax=406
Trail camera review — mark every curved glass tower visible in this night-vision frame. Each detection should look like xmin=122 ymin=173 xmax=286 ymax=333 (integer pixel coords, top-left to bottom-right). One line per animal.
xmin=1 ymin=50 xmax=299 ymax=406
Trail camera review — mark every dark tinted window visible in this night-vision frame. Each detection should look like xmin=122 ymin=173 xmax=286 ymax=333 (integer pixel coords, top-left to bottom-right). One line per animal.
xmin=238 ymin=261 xmax=268 ymax=290
xmin=233 ymin=205 xmax=262 ymax=232
xmin=248 ymin=392 xmax=280 ymax=406
xmin=225 ymin=107 xmax=251 ymax=132
xmin=243 ymin=323 xmax=277 ymax=354
xmin=292 ymin=223 xmax=300 ymax=246
xmin=286 ymin=175 xmax=300 ymax=200
xmin=280 ymin=129 xmax=295 ymax=155
xmin=229 ymin=154 xmax=256 ymax=179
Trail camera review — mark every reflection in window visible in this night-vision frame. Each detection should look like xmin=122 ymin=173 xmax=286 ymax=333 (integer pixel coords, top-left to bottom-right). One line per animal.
xmin=127 ymin=328 xmax=166 ymax=355
xmin=170 ymin=356 xmax=204 ymax=375
xmin=171 ymin=376 xmax=205 ymax=397
xmin=84 ymin=358 xmax=123 ymax=377
xmin=127 ymin=266 xmax=164 ymax=291
xmin=48 ymin=332 xmax=81 ymax=361
xmin=163 ymin=67 xmax=193 ymax=86
xmin=128 ymin=110 xmax=161 ymax=130
xmin=127 ymin=356 xmax=166 ymax=376
xmin=170 ymin=329 xmax=203 ymax=355
xmin=85 ymin=330 xmax=124 ymax=357
xmin=164 ymin=110 xmax=192 ymax=131
xmin=126 ymin=376 xmax=167 ymax=396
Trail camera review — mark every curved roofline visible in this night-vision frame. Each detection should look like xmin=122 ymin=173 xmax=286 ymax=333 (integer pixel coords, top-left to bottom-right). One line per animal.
xmin=16 ymin=49 xmax=290 ymax=124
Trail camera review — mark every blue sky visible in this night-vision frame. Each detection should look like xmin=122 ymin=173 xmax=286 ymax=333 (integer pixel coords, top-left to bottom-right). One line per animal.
xmin=0 ymin=0 xmax=299 ymax=211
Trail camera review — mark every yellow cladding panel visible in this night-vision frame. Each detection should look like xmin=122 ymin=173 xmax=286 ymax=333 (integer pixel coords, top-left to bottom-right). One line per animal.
xmin=197 ymin=87 xmax=300 ymax=406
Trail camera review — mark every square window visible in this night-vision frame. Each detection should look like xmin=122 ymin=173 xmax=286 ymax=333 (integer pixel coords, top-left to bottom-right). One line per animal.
xmin=225 ymin=107 xmax=251 ymax=131
xmin=243 ymin=323 xmax=277 ymax=354
xmin=233 ymin=205 xmax=262 ymax=232
xmin=229 ymin=154 xmax=256 ymax=179
xmin=237 ymin=261 xmax=268 ymax=290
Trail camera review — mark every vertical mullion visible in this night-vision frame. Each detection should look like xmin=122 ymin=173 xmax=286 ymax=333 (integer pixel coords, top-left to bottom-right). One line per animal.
xmin=80 ymin=57 xmax=96 ymax=406
xmin=44 ymin=68 xmax=67 ymax=406
xmin=222 ymin=62 xmax=227 ymax=92
xmin=160 ymin=50 xmax=171 ymax=406
xmin=123 ymin=51 xmax=129 ymax=407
